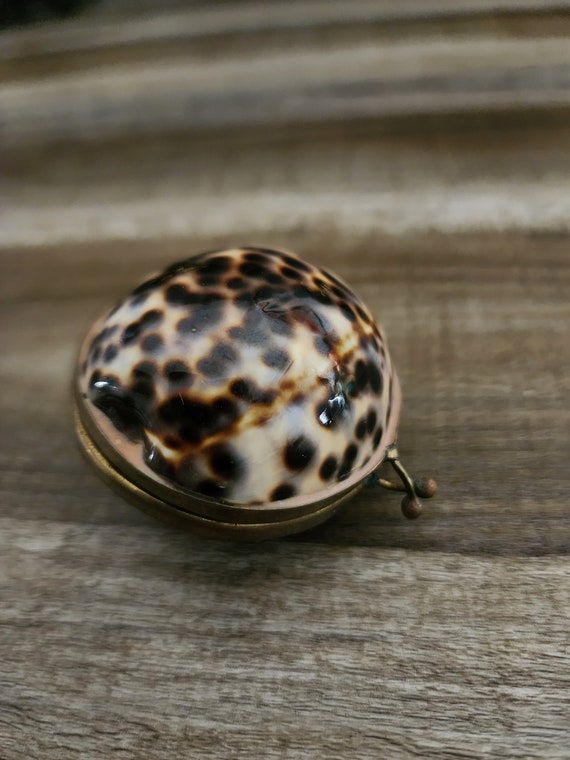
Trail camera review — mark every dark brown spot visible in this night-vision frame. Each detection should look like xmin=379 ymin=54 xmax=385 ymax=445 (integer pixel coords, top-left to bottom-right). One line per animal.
xmin=270 ymin=483 xmax=296 ymax=501
xmin=176 ymin=316 xmax=196 ymax=334
xmin=88 ymin=329 xmax=104 ymax=353
xmin=373 ymin=426 xmax=384 ymax=449
xmin=281 ymin=266 xmax=303 ymax=281
xmin=209 ymin=444 xmax=244 ymax=482
xmin=244 ymin=252 xmax=268 ymax=264
xmin=254 ymin=284 xmax=277 ymax=302
xmin=213 ymin=342 xmax=238 ymax=364
xmin=132 ymin=361 xmax=156 ymax=379
xmin=366 ymin=409 xmax=377 ymax=435
xmin=284 ymin=436 xmax=315 ymax=471
xmin=197 ymin=357 xmax=224 ymax=378
xmin=131 ymin=376 xmax=155 ymax=400
xmin=165 ymin=283 xmax=195 ymax=306
xmin=196 ymin=479 xmax=227 ymax=499
xmin=230 ymin=378 xmax=251 ymax=398
xmin=237 ymin=310 xmax=268 ymax=345
xmin=323 ymin=268 xmax=352 ymax=295
xmin=228 ymin=326 xmax=246 ymax=341
xmin=355 ymin=359 xmax=369 ymax=392
xmin=319 ymin=455 xmax=338 ymax=481
xmin=130 ymin=292 xmax=149 ymax=308
xmin=131 ymin=362 xmax=156 ymax=399
xmin=292 ymin=284 xmax=313 ymax=300
xmin=179 ymin=426 xmax=202 ymax=445
xmin=227 ymin=277 xmax=246 ymax=290
xmin=197 ymin=343 xmax=237 ymax=377
xmin=164 ymin=360 xmax=193 ymax=386
xmin=176 ymin=300 xmax=224 ymax=333
xmin=196 ymin=300 xmax=225 ymax=327
xmin=200 ymin=255 xmax=233 ymax=274
xmin=229 ymin=378 xmax=275 ymax=404
xmin=100 ymin=325 xmax=118 ymax=342
xmin=140 ymin=309 xmax=163 ymax=328
xmin=158 ymin=395 xmax=238 ymax=445
xmin=141 ymin=333 xmax=163 ymax=353
xmin=368 ymin=361 xmax=383 ymax=394
xmin=121 ymin=321 xmax=141 ymax=344
xmin=313 ymin=287 xmax=333 ymax=306
xmin=355 ymin=417 xmax=367 ymax=440
xmin=340 ymin=302 xmax=357 ymax=322
xmin=265 ymin=271 xmax=286 ymax=286
xmin=199 ymin=275 xmax=220 ymax=287
xmin=214 ymin=397 xmax=238 ymax=417
xmin=159 ymin=395 xmax=201 ymax=423
xmin=239 ymin=261 xmax=267 ymax=278
xmin=262 ymin=347 xmax=290 ymax=370
xmin=338 ymin=443 xmax=358 ymax=481
xmin=121 ymin=311 xmax=163 ymax=347
xmin=266 ymin=317 xmax=293 ymax=338
xmin=234 ymin=292 xmax=255 ymax=310
xmin=281 ymin=253 xmax=312 ymax=273
xmin=331 ymin=285 xmax=347 ymax=300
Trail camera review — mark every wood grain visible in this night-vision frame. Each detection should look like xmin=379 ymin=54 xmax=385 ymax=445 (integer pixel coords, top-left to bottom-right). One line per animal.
xmin=1 ymin=2 xmax=569 ymax=758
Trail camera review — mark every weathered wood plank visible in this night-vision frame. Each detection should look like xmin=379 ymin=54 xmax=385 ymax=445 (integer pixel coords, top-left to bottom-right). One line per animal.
xmin=2 ymin=33 xmax=570 ymax=148
xmin=4 ymin=121 xmax=570 ymax=248
xmin=1 ymin=531 xmax=569 ymax=760
xmin=3 ymin=0 xmax=570 ymax=59
xmin=4 ymin=1 xmax=570 ymax=87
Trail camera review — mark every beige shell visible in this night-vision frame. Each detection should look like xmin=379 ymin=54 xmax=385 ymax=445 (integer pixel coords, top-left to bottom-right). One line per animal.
xmin=75 ymin=247 xmax=398 ymax=509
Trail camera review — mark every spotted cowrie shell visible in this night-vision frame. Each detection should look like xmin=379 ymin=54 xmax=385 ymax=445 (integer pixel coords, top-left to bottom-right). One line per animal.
xmin=74 ymin=247 xmax=436 ymax=539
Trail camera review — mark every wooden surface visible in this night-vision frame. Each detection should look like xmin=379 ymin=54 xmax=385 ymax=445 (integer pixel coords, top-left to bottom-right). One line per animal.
xmin=1 ymin=2 xmax=570 ymax=758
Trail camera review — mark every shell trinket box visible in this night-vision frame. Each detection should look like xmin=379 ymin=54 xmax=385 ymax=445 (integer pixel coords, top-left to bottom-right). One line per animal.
xmin=73 ymin=247 xmax=437 ymax=540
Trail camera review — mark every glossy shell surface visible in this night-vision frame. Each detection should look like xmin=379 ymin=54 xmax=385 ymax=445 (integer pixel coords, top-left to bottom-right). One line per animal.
xmin=75 ymin=247 xmax=398 ymax=511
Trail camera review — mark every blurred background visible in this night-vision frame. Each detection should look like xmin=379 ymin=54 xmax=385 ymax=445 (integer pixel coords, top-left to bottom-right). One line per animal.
xmin=3 ymin=0 xmax=570 ymax=255
xmin=2 ymin=3 xmax=570 ymax=757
